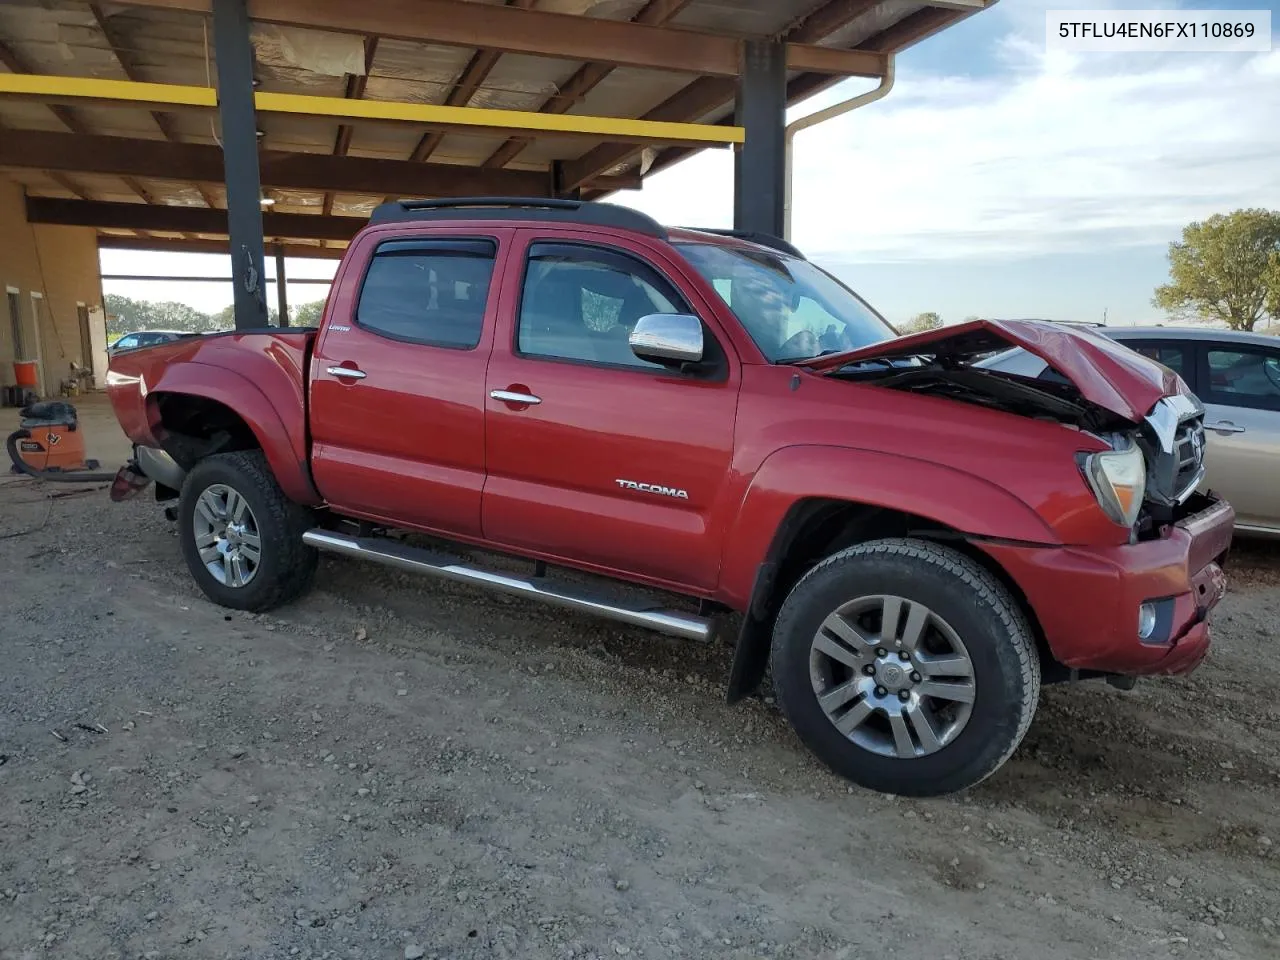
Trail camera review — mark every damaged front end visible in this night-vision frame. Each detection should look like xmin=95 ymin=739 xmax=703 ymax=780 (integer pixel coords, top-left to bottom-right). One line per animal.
xmin=801 ymin=318 xmax=1212 ymax=540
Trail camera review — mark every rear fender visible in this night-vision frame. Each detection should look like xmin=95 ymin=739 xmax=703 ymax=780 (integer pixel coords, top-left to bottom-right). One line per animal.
xmin=150 ymin=362 xmax=321 ymax=505
xmin=720 ymin=445 xmax=1059 ymax=701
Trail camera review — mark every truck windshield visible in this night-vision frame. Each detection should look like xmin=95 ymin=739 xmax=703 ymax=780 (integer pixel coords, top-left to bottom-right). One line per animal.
xmin=675 ymin=241 xmax=896 ymax=362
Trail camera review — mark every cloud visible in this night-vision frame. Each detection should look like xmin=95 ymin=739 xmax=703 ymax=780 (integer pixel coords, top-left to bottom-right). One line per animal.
xmin=615 ymin=4 xmax=1280 ymax=265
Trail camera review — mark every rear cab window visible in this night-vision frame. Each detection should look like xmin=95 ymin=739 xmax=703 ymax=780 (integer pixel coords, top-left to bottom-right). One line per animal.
xmin=355 ymin=238 xmax=499 ymax=350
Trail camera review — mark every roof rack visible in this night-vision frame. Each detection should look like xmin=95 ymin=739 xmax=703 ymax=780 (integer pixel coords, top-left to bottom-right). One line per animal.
xmin=678 ymin=227 xmax=806 ymax=260
xmin=369 ymin=197 xmax=668 ymax=238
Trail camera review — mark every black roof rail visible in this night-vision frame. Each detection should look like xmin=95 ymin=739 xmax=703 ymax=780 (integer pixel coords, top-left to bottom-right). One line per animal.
xmin=677 ymin=227 xmax=806 ymax=259
xmin=369 ymin=196 xmax=668 ymax=239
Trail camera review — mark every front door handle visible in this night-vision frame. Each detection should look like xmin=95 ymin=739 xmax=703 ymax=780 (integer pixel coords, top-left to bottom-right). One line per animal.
xmin=327 ymin=365 xmax=367 ymax=380
xmin=1206 ymin=420 xmax=1245 ymax=434
xmin=490 ymin=388 xmax=542 ymax=406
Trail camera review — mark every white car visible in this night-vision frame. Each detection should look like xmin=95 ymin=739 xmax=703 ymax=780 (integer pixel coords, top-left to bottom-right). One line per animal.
xmin=978 ymin=325 xmax=1280 ymax=538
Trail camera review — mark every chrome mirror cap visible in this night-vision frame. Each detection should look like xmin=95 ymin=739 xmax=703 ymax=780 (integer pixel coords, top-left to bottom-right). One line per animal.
xmin=629 ymin=313 xmax=704 ymax=364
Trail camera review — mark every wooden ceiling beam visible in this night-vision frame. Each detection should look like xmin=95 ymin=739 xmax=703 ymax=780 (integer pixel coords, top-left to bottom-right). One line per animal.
xmin=0 ymin=37 xmax=99 ymax=203
xmin=30 ymin=197 xmax=365 ymax=242
xmin=324 ymin=36 xmax=379 ymax=216
xmin=89 ymin=2 xmax=219 ymax=212
xmin=0 ymin=130 xmax=641 ymax=197
xmin=482 ymin=0 xmax=694 ymax=173
xmin=109 ymin=0 xmax=885 ymax=80
xmin=561 ymin=0 xmax=972 ymax=192
xmin=409 ymin=0 xmax=539 ymax=169
xmin=97 ymin=233 xmax=347 ymax=260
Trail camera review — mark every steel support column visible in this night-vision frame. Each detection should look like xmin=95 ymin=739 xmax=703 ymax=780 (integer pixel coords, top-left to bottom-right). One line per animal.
xmin=274 ymin=246 xmax=289 ymax=326
xmin=733 ymin=39 xmax=787 ymax=238
xmin=212 ymin=0 xmax=268 ymax=329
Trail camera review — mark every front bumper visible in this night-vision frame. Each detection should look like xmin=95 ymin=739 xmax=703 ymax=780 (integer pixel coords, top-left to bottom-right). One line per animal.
xmin=979 ymin=494 xmax=1235 ymax=676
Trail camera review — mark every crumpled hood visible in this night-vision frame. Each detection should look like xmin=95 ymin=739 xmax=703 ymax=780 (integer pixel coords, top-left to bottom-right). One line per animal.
xmin=802 ymin=318 xmax=1187 ymax=423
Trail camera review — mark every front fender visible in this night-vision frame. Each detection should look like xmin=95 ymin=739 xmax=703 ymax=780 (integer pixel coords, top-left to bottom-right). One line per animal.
xmin=150 ymin=361 xmax=321 ymax=506
xmin=717 ymin=444 xmax=1060 ymax=610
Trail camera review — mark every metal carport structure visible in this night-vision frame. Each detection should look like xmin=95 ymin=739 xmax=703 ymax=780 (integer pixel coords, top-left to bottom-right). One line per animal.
xmin=0 ymin=0 xmax=996 ymax=328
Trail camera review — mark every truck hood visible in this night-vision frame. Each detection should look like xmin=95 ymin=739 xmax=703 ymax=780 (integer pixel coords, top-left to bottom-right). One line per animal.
xmin=802 ymin=318 xmax=1185 ymax=424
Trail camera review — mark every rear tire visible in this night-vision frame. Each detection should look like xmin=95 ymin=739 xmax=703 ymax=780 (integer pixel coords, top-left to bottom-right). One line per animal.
xmin=178 ymin=450 xmax=318 ymax=612
xmin=770 ymin=538 xmax=1039 ymax=797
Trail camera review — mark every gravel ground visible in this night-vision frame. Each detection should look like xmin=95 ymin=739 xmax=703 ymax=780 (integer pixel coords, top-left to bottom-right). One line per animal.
xmin=1 ymin=477 xmax=1278 ymax=960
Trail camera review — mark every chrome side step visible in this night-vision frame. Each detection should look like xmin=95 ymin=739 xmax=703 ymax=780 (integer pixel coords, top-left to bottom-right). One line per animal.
xmin=302 ymin=529 xmax=715 ymax=643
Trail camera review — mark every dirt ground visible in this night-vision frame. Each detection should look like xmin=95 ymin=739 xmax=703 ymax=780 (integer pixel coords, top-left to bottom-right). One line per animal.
xmin=2 ymin=422 xmax=1278 ymax=959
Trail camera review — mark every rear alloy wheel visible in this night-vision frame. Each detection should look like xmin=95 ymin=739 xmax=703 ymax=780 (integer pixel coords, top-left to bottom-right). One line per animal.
xmin=770 ymin=538 xmax=1040 ymax=797
xmin=178 ymin=450 xmax=318 ymax=612
xmin=192 ymin=483 xmax=263 ymax=589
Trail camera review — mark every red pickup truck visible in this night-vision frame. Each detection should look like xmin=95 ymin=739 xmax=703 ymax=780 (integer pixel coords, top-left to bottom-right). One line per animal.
xmin=105 ymin=198 xmax=1234 ymax=797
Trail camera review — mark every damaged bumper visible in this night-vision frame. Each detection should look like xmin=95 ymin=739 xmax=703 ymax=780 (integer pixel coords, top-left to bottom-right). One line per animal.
xmin=979 ymin=494 xmax=1235 ymax=676
xmin=109 ymin=445 xmax=187 ymax=502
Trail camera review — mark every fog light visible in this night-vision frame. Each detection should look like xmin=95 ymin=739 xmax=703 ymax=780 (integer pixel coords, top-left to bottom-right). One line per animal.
xmin=1138 ymin=602 xmax=1158 ymax=640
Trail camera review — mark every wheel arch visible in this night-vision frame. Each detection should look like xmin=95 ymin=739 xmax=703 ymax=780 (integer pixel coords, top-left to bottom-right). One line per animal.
xmin=147 ymin=362 xmax=320 ymax=506
xmin=723 ymin=446 xmax=1060 ymax=704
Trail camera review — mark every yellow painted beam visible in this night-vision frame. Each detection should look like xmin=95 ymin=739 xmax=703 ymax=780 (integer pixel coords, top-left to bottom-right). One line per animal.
xmin=0 ymin=74 xmax=744 ymax=146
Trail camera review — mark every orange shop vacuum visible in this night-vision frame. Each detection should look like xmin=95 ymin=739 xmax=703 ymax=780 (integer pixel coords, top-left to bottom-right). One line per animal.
xmin=6 ymin=400 xmax=116 ymax=482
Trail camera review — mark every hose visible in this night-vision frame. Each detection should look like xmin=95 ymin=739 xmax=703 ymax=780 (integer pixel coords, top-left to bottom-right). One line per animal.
xmin=6 ymin=429 xmax=119 ymax=483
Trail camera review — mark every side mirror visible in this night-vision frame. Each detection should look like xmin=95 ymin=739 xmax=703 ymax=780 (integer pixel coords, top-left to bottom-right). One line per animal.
xmin=629 ymin=313 xmax=704 ymax=366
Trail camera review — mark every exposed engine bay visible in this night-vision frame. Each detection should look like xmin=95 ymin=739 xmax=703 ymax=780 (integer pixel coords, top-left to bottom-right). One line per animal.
xmin=833 ymin=357 xmax=1209 ymax=539
xmin=832 ymin=359 xmax=1126 ymax=432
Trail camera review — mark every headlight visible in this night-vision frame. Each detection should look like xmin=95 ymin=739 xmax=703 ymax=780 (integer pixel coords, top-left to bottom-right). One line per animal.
xmin=1080 ymin=440 xmax=1146 ymax=528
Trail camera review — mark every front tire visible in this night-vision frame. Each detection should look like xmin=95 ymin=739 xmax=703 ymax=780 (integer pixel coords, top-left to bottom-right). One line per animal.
xmin=178 ymin=450 xmax=318 ymax=612
xmin=770 ymin=538 xmax=1039 ymax=797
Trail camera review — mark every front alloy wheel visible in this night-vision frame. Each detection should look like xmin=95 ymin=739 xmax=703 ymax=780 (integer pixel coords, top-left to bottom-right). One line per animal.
xmin=811 ymin=595 xmax=976 ymax=760
xmin=770 ymin=538 xmax=1040 ymax=797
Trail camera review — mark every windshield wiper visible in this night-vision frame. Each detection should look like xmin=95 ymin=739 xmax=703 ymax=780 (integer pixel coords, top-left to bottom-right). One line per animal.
xmin=775 ymin=349 xmax=846 ymax=365
xmin=777 ymin=352 xmax=935 ymax=368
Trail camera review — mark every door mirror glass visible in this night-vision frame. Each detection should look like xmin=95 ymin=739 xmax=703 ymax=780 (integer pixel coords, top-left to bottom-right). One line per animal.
xmin=629 ymin=313 xmax=704 ymax=365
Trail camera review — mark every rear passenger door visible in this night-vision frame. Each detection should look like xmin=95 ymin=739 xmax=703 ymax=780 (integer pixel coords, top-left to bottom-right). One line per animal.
xmin=1192 ymin=340 xmax=1280 ymax=530
xmin=309 ymin=228 xmax=515 ymax=538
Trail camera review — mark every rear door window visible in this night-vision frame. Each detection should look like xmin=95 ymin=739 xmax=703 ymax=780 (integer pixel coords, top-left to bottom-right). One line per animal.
xmin=356 ymin=238 xmax=498 ymax=350
xmin=1201 ymin=345 xmax=1280 ymax=412
xmin=1116 ymin=339 xmax=1192 ymax=379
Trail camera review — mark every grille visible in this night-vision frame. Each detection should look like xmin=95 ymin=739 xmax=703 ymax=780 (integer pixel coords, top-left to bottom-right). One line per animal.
xmin=1171 ymin=416 xmax=1207 ymax=502
xmin=1145 ymin=409 xmax=1206 ymax=507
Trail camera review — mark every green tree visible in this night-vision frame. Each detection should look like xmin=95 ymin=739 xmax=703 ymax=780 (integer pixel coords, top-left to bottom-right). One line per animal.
xmin=213 ymin=304 xmax=281 ymax=328
xmin=292 ymin=299 xmax=327 ymax=325
xmin=1152 ymin=208 xmax=1280 ymax=331
xmin=898 ymin=311 xmax=943 ymax=335
xmin=105 ymin=294 xmax=219 ymax=336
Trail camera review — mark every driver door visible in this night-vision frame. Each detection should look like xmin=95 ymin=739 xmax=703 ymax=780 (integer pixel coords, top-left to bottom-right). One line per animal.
xmin=481 ymin=230 xmax=742 ymax=591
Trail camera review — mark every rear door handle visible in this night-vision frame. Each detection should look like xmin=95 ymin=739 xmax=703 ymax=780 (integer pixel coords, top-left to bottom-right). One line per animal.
xmin=490 ymin=389 xmax=541 ymax=406
xmin=327 ymin=365 xmax=367 ymax=380
xmin=1206 ymin=420 xmax=1245 ymax=434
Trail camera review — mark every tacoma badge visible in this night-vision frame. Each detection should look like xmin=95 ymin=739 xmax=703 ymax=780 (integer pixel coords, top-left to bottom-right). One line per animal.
xmin=615 ymin=479 xmax=690 ymax=500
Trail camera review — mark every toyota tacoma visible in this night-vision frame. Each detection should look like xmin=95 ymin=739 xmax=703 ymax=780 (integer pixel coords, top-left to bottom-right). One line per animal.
xmin=104 ymin=198 xmax=1234 ymax=797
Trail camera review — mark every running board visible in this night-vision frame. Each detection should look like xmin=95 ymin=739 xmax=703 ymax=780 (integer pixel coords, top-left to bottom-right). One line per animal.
xmin=302 ymin=529 xmax=715 ymax=643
